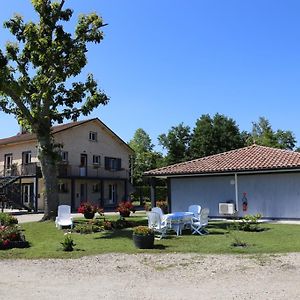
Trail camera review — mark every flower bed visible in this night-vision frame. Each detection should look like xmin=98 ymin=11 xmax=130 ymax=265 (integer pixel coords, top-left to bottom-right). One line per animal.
xmin=0 ymin=224 xmax=29 ymax=250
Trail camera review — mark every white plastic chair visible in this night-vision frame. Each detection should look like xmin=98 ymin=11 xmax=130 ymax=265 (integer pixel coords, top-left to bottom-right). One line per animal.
xmin=188 ymin=205 xmax=201 ymax=218
xmin=147 ymin=211 xmax=168 ymax=239
xmin=191 ymin=208 xmax=209 ymax=235
xmin=152 ymin=207 xmax=168 ymax=223
xmin=55 ymin=205 xmax=73 ymax=229
xmin=186 ymin=205 xmax=202 ymax=228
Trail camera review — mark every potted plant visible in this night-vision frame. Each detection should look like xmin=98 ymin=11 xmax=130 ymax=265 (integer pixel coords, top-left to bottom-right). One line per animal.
xmin=77 ymin=202 xmax=103 ymax=219
xmin=132 ymin=226 xmax=154 ymax=249
xmin=116 ymin=201 xmax=135 ymax=218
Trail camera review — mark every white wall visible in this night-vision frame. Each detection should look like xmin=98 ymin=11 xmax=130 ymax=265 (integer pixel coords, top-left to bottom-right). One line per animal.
xmin=170 ymin=172 xmax=300 ymax=219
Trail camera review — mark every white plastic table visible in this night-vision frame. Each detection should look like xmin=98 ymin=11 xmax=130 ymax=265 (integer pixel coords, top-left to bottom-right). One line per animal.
xmin=166 ymin=212 xmax=194 ymax=236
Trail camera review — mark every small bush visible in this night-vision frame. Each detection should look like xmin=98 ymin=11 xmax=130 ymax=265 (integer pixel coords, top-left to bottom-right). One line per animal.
xmin=239 ymin=213 xmax=262 ymax=232
xmin=61 ymin=233 xmax=76 ymax=251
xmin=0 ymin=213 xmax=18 ymax=226
xmin=74 ymin=223 xmax=103 ymax=234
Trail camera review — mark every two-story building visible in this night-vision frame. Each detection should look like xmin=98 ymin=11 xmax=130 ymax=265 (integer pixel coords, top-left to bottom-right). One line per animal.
xmin=0 ymin=118 xmax=134 ymax=212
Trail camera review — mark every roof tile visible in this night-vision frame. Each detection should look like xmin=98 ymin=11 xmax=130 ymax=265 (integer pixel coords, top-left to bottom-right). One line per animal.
xmin=145 ymin=145 xmax=300 ymax=176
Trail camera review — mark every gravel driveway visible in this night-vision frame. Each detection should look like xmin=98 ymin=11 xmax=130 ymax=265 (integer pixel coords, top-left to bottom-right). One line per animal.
xmin=1 ymin=252 xmax=300 ymax=299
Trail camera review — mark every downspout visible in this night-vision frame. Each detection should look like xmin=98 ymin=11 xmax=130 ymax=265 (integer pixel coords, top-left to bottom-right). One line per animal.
xmin=235 ymin=173 xmax=239 ymax=213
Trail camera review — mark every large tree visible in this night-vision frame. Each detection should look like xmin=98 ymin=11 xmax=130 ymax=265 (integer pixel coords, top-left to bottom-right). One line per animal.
xmin=0 ymin=0 xmax=109 ymax=220
xmin=190 ymin=113 xmax=245 ymax=159
xmin=158 ymin=123 xmax=191 ymax=165
xmin=248 ymin=117 xmax=296 ymax=150
xmin=128 ymin=128 xmax=163 ymax=185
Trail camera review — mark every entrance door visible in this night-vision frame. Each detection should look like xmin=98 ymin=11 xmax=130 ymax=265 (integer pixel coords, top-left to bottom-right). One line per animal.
xmin=22 ymin=183 xmax=34 ymax=207
xmin=80 ymin=154 xmax=87 ymax=176
xmin=80 ymin=183 xmax=87 ymax=203
xmin=108 ymin=184 xmax=117 ymax=205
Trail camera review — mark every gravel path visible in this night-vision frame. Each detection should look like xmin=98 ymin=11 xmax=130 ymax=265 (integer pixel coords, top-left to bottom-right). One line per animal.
xmin=1 ymin=253 xmax=300 ymax=299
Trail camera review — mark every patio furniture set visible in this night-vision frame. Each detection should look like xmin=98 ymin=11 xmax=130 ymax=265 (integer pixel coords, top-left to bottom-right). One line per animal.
xmin=147 ymin=205 xmax=209 ymax=239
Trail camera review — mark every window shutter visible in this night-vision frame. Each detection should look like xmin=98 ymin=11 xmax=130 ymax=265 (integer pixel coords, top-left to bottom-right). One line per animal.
xmin=117 ymin=158 xmax=121 ymax=170
xmin=105 ymin=157 xmax=109 ymax=170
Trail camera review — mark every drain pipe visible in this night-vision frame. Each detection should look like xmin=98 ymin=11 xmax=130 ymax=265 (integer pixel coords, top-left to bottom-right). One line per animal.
xmin=235 ymin=173 xmax=239 ymax=213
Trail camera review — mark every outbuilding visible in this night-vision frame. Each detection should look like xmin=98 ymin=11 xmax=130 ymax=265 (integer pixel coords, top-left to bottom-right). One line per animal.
xmin=145 ymin=145 xmax=300 ymax=219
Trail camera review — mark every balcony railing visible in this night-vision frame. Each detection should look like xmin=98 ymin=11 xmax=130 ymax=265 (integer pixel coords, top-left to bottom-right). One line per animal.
xmin=0 ymin=163 xmax=129 ymax=179
xmin=58 ymin=164 xmax=129 ymax=179
xmin=0 ymin=163 xmax=39 ymax=177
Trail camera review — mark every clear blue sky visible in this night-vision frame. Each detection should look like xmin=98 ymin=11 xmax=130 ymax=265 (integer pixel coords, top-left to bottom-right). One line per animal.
xmin=1 ymin=0 xmax=300 ymax=150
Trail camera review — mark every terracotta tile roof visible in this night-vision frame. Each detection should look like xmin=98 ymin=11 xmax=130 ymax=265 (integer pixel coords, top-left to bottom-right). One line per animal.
xmin=144 ymin=145 xmax=300 ymax=176
xmin=0 ymin=119 xmax=91 ymax=146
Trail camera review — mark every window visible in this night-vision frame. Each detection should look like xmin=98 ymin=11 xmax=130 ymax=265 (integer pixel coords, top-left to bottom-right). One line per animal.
xmin=4 ymin=154 xmax=13 ymax=169
xmin=105 ymin=157 xmax=121 ymax=171
xmin=89 ymin=131 xmax=97 ymax=141
xmin=22 ymin=151 xmax=31 ymax=165
xmin=58 ymin=183 xmax=68 ymax=193
xmin=61 ymin=151 xmax=68 ymax=162
xmin=92 ymin=183 xmax=101 ymax=193
xmin=93 ymin=155 xmax=101 ymax=165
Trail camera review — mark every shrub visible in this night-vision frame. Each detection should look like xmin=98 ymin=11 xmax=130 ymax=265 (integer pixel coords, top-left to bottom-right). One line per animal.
xmin=239 ymin=213 xmax=262 ymax=232
xmin=0 ymin=213 xmax=18 ymax=226
xmin=0 ymin=225 xmax=28 ymax=249
xmin=77 ymin=202 xmax=103 ymax=215
xmin=74 ymin=223 xmax=103 ymax=234
xmin=116 ymin=201 xmax=135 ymax=217
xmin=61 ymin=233 xmax=76 ymax=251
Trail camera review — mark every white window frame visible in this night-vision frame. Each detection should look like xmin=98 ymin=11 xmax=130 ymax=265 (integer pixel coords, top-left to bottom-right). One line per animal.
xmin=89 ymin=131 xmax=97 ymax=142
xmin=93 ymin=155 xmax=101 ymax=165
xmin=61 ymin=151 xmax=68 ymax=162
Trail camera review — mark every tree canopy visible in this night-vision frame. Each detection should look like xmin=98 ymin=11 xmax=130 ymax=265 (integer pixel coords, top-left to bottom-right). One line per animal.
xmin=0 ymin=0 xmax=108 ymax=219
xmin=247 ymin=117 xmax=296 ymax=150
xmin=189 ymin=113 xmax=245 ymax=159
xmin=158 ymin=123 xmax=191 ymax=165
xmin=128 ymin=128 xmax=163 ymax=185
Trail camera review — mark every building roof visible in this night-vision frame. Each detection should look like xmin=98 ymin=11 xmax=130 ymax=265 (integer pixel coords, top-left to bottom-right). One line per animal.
xmin=144 ymin=145 xmax=300 ymax=177
xmin=0 ymin=118 xmax=133 ymax=153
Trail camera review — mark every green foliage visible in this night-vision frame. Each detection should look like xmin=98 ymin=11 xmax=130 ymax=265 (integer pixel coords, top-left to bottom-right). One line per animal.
xmin=132 ymin=226 xmax=154 ymax=236
xmin=0 ymin=0 xmax=109 ymax=219
xmin=158 ymin=123 xmax=191 ymax=165
xmin=248 ymin=117 xmax=296 ymax=150
xmin=239 ymin=213 xmax=262 ymax=232
xmin=0 ymin=213 xmax=18 ymax=226
xmin=190 ymin=113 xmax=245 ymax=159
xmin=129 ymin=128 xmax=163 ymax=185
xmin=1 ymin=218 xmax=300 ymax=258
xmin=227 ymin=223 xmax=247 ymax=248
xmin=61 ymin=233 xmax=76 ymax=251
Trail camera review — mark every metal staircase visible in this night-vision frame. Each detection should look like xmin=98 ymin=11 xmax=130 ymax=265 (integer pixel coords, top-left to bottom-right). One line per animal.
xmin=0 ymin=175 xmax=31 ymax=211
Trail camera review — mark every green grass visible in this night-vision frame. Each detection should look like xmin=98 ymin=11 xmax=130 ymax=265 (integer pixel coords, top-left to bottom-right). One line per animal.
xmin=1 ymin=217 xmax=300 ymax=259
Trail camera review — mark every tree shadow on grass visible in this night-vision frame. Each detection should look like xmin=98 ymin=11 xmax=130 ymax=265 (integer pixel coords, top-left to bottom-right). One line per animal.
xmin=95 ymin=229 xmax=133 ymax=240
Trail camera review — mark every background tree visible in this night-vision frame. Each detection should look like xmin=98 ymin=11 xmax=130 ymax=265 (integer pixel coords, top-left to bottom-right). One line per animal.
xmin=247 ymin=117 xmax=296 ymax=150
xmin=158 ymin=123 xmax=191 ymax=165
xmin=189 ymin=113 xmax=245 ymax=159
xmin=0 ymin=0 xmax=109 ymax=220
xmin=128 ymin=128 xmax=163 ymax=186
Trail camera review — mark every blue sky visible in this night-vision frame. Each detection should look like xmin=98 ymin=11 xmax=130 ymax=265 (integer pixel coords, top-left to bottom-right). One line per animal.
xmin=1 ymin=0 xmax=300 ymax=150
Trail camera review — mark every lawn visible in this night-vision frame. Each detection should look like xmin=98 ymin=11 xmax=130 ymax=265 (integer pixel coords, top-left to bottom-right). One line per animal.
xmin=1 ymin=215 xmax=300 ymax=259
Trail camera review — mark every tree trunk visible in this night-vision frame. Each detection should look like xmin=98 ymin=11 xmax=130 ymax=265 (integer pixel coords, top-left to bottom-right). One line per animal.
xmin=37 ymin=134 xmax=59 ymax=221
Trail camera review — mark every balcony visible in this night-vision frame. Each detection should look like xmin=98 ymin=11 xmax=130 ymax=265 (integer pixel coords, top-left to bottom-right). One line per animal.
xmin=58 ymin=164 xmax=129 ymax=179
xmin=0 ymin=163 xmax=40 ymax=177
